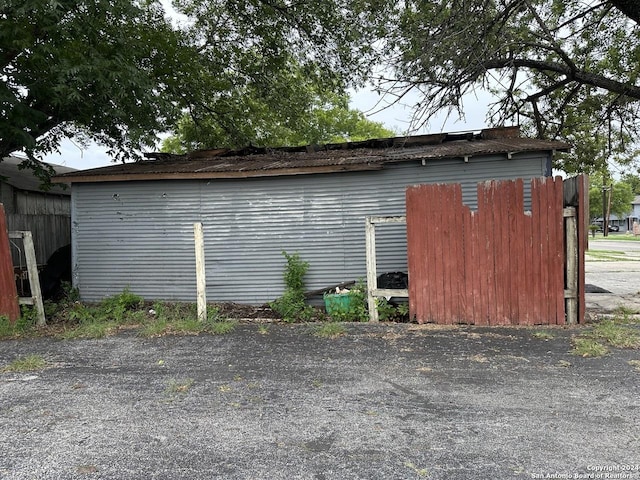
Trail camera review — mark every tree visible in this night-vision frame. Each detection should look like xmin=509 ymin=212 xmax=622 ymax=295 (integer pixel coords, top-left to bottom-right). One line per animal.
xmin=382 ymin=0 xmax=640 ymax=172
xmin=161 ymin=93 xmax=395 ymax=153
xmin=588 ymin=174 xmax=634 ymax=221
xmin=1 ymin=0 xmax=392 ymax=178
xmin=620 ymin=173 xmax=640 ymax=195
xmin=1 ymin=1 xmax=192 ymax=178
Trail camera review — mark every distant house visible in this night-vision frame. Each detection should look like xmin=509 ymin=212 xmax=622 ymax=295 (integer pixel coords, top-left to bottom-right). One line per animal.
xmin=626 ymin=195 xmax=640 ymax=231
xmin=1 ymin=157 xmax=74 ymax=265
xmin=54 ymin=127 xmax=569 ymax=304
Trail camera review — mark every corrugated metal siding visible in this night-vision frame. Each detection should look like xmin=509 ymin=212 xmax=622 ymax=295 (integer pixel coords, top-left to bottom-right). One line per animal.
xmin=72 ymin=152 xmax=548 ymax=303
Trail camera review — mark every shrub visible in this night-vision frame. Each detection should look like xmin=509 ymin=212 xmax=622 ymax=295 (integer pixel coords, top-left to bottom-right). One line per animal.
xmin=270 ymin=251 xmax=315 ymax=322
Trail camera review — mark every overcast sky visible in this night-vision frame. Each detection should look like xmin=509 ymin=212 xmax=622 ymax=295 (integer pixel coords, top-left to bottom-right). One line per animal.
xmin=42 ymin=87 xmax=494 ymax=171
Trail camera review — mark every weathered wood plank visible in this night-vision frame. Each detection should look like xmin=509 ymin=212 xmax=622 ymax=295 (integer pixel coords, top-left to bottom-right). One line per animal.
xmin=0 ymin=204 xmax=20 ymax=322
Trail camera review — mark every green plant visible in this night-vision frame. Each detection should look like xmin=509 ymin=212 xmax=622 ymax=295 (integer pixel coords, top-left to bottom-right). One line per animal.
xmin=139 ymin=302 xmax=233 ymax=336
xmin=325 ymin=280 xmax=368 ymax=322
xmin=533 ymin=331 xmax=555 ymax=340
xmin=571 ymin=337 xmax=609 ymax=357
xmin=2 ymin=354 xmax=47 ymax=373
xmin=96 ymin=288 xmax=143 ymax=323
xmin=589 ymin=320 xmax=640 ymax=348
xmin=166 ymin=378 xmax=194 ymax=394
xmin=270 ymin=251 xmax=315 ymax=322
xmin=313 ymin=322 xmax=346 ymax=338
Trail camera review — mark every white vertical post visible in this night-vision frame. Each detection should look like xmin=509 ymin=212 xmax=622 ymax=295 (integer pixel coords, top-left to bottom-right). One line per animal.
xmin=193 ymin=222 xmax=207 ymax=322
xmin=365 ymin=217 xmax=379 ymax=322
xmin=22 ymin=231 xmax=46 ymax=326
xmin=565 ymin=208 xmax=578 ymax=325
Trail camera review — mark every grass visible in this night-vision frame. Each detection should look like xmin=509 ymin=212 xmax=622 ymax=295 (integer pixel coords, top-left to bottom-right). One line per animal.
xmin=313 ymin=322 xmax=346 ymax=339
xmin=571 ymin=337 xmax=610 ymax=357
xmin=2 ymin=354 xmax=47 ymax=373
xmin=585 ymin=249 xmax=637 ymax=262
xmin=590 ymin=234 xmax=640 ymax=241
xmin=166 ymin=378 xmax=194 ymax=394
xmin=532 ymin=330 xmax=555 ymax=340
xmin=571 ymin=317 xmax=640 ymax=357
xmin=0 ymin=314 xmax=37 ymax=339
xmin=6 ymin=290 xmax=239 ymax=340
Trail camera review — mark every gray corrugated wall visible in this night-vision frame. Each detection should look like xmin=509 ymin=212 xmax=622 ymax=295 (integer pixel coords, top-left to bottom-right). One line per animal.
xmin=71 ymin=152 xmax=549 ymax=303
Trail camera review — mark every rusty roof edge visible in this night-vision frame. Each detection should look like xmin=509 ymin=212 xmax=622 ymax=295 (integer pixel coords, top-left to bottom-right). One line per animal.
xmin=142 ymin=127 xmax=516 ymax=163
xmin=53 ymin=128 xmax=571 ymax=184
xmin=51 ymin=162 xmax=386 ymax=184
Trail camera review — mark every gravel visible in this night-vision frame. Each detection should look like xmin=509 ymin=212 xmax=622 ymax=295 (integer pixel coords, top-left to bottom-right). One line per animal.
xmin=1 ymin=323 xmax=639 ymax=480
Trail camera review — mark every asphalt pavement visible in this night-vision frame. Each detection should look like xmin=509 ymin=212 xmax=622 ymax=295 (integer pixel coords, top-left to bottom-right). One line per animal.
xmin=1 ymin=323 xmax=639 ymax=480
xmin=585 ymin=236 xmax=640 ymax=313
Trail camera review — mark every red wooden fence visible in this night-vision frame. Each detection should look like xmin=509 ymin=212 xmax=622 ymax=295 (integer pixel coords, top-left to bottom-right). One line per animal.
xmin=0 ymin=204 xmax=20 ymax=322
xmin=406 ymin=177 xmax=567 ymax=325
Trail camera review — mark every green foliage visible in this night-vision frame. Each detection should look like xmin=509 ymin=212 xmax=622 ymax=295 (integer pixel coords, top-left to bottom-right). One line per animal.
xmin=621 ymin=173 xmax=640 ymax=195
xmin=313 ymin=322 xmax=346 ymax=339
xmin=270 ymin=252 xmax=315 ymax=323
xmin=0 ymin=314 xmax=36 ymax=339
xmin=571 ymin=337 xmax=610 ymax=358
xmin=383 ymin=0 xmax=640 ymax=173
xmin=0 ymin=0 xmax=191 ymax=168
xmin=588 ymin=174 xmax=634 ymax=220
xmin=376 ymin=299 xmax=410 ymax=322
xmin=571 ymin=317 xmax=640 ymax=356
xmin=325 ymin=281 xmax=368 ymax=322
xmin=139 ymin=302 xmax=233 ymax=337
xmin=1 ymin=354 xmax=47 ymax=373
xmin=2 ymin=0 xmax=392 ymax=173
xmin=57 ymin=288 xmax=143 ymax=339
xmin=162 ymin=93 xmax=395 ymax=152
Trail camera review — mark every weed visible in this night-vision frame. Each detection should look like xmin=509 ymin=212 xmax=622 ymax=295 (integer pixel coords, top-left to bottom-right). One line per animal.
xmin=628 ymin=360 xmax=640 ymax=372
xmin=571 ymin=337 xmax=610 ymax=357
xmin=58 ymin=320 xmax=119 ymax=340
xmin=571 ymin=317 xmax=640 ymax=357
xmin=257 ymin=324 xmax=269 ymax=335
xmin=270 ymin=251 xmax=315 ymax=322
xmin=0 ymin=314 xmax=36 ymax=339
xmin=314 ymin=322 xmax=346 ymax=338
xmin=138 ymin=302 xmax=233 ymax=337
xmin=325 ymin=280 xmax=368 ymax=322
xmin=589 ymin=320 xmax=640 ymax=348
xmin=138 ymin=318 xmax=169 ymax=337
xmin=533 ymin=331 xmax=555 ymax=340
xmin=376 ymin=298 xmax=410 ymax=322
xmin=166 ymin=378 xmax=194 ymax=394
xmin=2 ymin=354 xmax=47 ymax=373
xmin=96 ymin=288 xmax=143 ymax=323
xmin=613 ymin=305 xmax=640 ymax=316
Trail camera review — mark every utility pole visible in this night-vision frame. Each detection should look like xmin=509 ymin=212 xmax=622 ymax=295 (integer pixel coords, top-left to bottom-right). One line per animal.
xmin=601 ymin=185 xmax=611 ymax=237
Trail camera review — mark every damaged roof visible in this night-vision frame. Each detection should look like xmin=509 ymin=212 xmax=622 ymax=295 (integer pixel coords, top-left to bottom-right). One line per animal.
xmin=53 ymin=126 xmax=570 ymax=184
xmin=1 ymin=156 xmax=75 ymax=194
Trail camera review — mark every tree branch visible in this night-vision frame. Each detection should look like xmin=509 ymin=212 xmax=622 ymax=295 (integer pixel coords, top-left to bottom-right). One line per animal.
xmin=609 ymin=0 xmax=640 ymax=24
xmin=483 ymin=58 xmax=640 ymax=99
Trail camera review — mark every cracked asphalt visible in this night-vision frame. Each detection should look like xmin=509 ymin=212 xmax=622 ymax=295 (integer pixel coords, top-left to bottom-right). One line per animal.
xmin=1 ymin=323 xmax=639 ymax=480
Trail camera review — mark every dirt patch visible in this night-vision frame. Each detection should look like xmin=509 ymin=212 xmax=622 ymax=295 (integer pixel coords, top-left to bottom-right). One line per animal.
xmin=213 ymin=302 xmax=282 ymax=320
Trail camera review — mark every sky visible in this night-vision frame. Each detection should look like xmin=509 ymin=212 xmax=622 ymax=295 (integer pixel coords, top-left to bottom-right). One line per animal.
xmin=42 ymin=87 xmax=494 ymax=171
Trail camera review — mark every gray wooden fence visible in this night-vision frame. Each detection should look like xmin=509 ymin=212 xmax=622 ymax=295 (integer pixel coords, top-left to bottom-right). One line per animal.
xmin=7 ymin=214 xmax=71 ymax=266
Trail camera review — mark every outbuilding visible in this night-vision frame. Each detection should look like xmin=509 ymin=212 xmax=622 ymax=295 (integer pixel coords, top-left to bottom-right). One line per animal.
xmin=54 ymin=127 xmax=569 ymax=304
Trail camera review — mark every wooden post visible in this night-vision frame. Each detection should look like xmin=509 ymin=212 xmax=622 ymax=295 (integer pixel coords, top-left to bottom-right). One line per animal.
xmin=565 ymin=207 xmax=578 ymax=325
xmin=8 ymin=231 xmax=46 ymax=326
xmin=365 ymin=217 xmax=379 ymax=322
xmin=0 ymin=204 xmax=20 ymax=322
xmin=22 ymin=231 xmax=46 ymax=326
xmin=194 ymin=222 xmax=207 ymax=322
